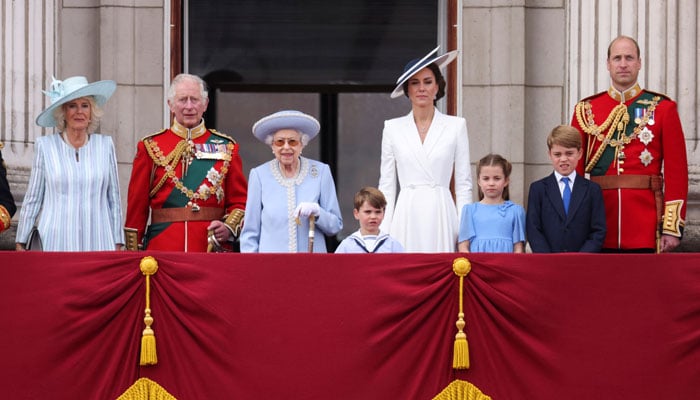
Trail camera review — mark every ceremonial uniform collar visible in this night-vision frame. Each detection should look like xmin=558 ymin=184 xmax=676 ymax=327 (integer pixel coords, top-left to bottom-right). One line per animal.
xmin=607 ymin=83 xmax=642 ymax=103
xmin=171 ymin=119 xmax=207 ymax=139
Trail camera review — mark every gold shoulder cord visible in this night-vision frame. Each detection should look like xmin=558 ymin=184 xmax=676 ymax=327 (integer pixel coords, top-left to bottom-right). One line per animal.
xmin=144 ymin=139 xmax=190 ymax=197
xmin=574 ymin=101 xmax=629 ymax=173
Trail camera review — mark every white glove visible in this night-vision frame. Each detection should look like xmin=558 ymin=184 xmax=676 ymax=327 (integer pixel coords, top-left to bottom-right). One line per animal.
xmin=295 ymin=202 xmax=321 ymax=218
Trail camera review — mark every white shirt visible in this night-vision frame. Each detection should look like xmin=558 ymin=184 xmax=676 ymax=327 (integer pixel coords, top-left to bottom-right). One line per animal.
xmin=554 ymin=171 xmax=576 ymax=198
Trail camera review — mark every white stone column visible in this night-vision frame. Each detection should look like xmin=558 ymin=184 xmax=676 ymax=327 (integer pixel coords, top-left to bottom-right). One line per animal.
xmin=0 ymin=1 xmax=55 ymax=247
xmin=1 ymin=0 xmax=55 ymax=166
xmin=462 ymin=1 xmax=527 ymax=203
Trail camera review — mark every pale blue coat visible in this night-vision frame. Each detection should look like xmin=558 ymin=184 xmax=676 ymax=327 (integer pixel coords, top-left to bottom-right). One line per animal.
xmin=240 ymin=157 xmax=342 ymax=253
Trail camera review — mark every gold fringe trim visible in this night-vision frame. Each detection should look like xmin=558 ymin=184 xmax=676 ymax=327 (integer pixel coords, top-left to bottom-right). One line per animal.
xmin=432 ymin=379 xmax=492 ymax=400
xmin=140 ymin=256 xmax=159 ymax=366
xmin=452 ymin=258 xmax=471 ymax=369
xmin=116 ymin=378 xmax=176 ymax=400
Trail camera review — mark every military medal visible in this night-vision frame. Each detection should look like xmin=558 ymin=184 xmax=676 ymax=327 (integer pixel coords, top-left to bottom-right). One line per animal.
xmin=618 ymin=150 xmax=626 ymax=160
xmin=647 ymin=111 xmax=655 ymax=126
xmin=634 ymin=108 xmax=643 ymax=125
xmin=194 ymin=143 xmax=228 ymax=160
xmin=639 ymin=149 xmax=653 ymax=167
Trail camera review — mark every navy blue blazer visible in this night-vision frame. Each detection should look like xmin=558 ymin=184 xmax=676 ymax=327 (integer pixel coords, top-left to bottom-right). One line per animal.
xmin=526 ymin=173 xmax=606 ymax=253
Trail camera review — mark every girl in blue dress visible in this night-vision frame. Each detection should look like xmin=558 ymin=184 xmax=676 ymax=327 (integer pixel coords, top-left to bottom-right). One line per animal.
xmin=458 ymin=154 xmax=525 ymax=253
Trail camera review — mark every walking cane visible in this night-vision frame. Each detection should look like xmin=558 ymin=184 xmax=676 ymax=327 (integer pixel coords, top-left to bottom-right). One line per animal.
xmin=308 ymin=215 xmax=316 ymax=253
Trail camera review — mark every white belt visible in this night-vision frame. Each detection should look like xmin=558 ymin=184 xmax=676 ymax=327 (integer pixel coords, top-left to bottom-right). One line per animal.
xmin=406 ymin=183 xmax=440 ymax=189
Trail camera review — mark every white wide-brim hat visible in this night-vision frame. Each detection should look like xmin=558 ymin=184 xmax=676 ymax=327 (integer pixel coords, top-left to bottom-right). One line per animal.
xmin=36 ymin=76 xmax=116 ymax=127
xmin=390 ymin=46 xmax=459 ymax=99
xmin=252 ymin=110 xmax=320 ymax=143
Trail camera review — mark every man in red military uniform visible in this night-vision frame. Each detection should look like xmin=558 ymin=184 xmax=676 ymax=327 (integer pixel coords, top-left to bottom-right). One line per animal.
xmin=0 ymin=144 xmax=17 ymax=234
xmin=125 ymin=73 xmax=247 ymax=252
xmin=571 ymin=36 xmax=688 ymax=253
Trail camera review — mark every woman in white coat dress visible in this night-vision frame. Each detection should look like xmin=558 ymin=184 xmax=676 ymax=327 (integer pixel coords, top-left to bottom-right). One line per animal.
xmin=378 ymin=47 xmax=472 ymax=252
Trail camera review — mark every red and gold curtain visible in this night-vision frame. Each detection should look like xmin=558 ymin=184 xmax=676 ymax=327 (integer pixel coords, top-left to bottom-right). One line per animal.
xmin=1 ymin=252 xmax=699 ymax=399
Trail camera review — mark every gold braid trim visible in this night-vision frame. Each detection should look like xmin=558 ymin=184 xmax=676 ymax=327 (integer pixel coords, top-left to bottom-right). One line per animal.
xmin=124 ymin=227 xmax=140 ymax=251
xmin=116 ymin=378 xmax=176 ymax=400
xmin=432 ymin=379 xmax=492 ymax=400
xmin=575 ymin=101 xmax=629 ymax=173
xmin=224 ymin=208 xmax=245 ymax=236
xmin=143 ymin=138 xmax=233 ymax=202
xmin=662 ymin=200 xmax=684 ymax=237
xmin=144 ymin=139 xmax=190 ymax=197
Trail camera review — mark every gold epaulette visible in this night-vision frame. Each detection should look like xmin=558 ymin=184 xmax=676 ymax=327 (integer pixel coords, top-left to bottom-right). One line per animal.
xmin=140 ymin=128 xmax=168 ymax=142
xmin=210 ymin=129 xmax=237 ymax=144
xmin=578 ymin=91 xmax=607 ymax=104
xmin=643 ymin=89 xmax=672 ymax=101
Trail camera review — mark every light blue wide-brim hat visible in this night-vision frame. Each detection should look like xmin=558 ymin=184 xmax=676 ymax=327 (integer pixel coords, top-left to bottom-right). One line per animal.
xmin=36 ymin=76 xmax=117 ymax=127
xmin=252 ymin=110 xmax=320 ymax=143
xmin=390 ymin=46 xmax=459 ymax=99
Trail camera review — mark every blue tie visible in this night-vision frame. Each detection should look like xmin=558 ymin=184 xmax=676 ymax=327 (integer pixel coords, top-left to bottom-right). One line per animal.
xmin=561 ymin=177 xmax=571 ymax=214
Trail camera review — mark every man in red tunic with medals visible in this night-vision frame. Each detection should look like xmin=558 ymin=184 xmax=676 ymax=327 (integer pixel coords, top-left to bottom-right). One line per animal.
xmin=571 ymin=36 xmax=688 ymax=253
xmin=125 ymin=74 xmax=247 ymax=252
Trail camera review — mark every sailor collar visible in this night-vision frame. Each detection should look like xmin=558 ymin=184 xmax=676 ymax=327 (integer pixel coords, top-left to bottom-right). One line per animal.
xmin=607 ymin=83 xmax=642 ymax=103
xmin=171 ymin=119 xmax=207 ymax=139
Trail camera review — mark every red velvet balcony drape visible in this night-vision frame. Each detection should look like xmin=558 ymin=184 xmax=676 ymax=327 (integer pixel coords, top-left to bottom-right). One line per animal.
xmin=1 ymin=252 xmax=699 ymax=399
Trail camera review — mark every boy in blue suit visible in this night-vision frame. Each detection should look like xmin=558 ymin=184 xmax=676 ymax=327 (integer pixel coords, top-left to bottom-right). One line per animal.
xmin=526 ymin=125 xmax=606 ymax=252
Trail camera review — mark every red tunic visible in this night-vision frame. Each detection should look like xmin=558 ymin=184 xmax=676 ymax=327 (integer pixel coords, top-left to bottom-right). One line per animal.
xmin=571 ymin=84 xmax=688 ymax=250
xmin=125 ymin=120 xmax=247 ymax=252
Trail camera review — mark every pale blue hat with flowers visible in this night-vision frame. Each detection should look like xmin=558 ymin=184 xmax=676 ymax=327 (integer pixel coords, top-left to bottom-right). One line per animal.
xmin=252 ymin=110 xmax=320 ymax=143
xmin=36 ymin=76 xmax=116 ymax=127
xmin=390 ymin=46 xmax=459 ymax=99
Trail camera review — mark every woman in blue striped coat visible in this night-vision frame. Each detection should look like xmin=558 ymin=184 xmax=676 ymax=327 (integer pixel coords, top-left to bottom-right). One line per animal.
xmin=15 ymin=76 xmax=124 ymax=251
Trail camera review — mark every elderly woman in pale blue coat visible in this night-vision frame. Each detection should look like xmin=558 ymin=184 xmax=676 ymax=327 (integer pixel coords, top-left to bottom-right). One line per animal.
xmin=240 ymin=110 xmax=342 ymax=252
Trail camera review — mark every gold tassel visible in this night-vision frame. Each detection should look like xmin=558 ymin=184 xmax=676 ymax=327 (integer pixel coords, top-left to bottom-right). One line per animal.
xmin=452 ymin=257 xmax=472 ymax=370
xmin=453 ymin=318 xmax=469 ymax=369
xmin=139 ymin=256 xmax=159 ymax=366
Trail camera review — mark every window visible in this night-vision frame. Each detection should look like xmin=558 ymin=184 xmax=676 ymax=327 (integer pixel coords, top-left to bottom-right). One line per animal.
xmin=186 ymin=1 xmax=439 ymax=248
